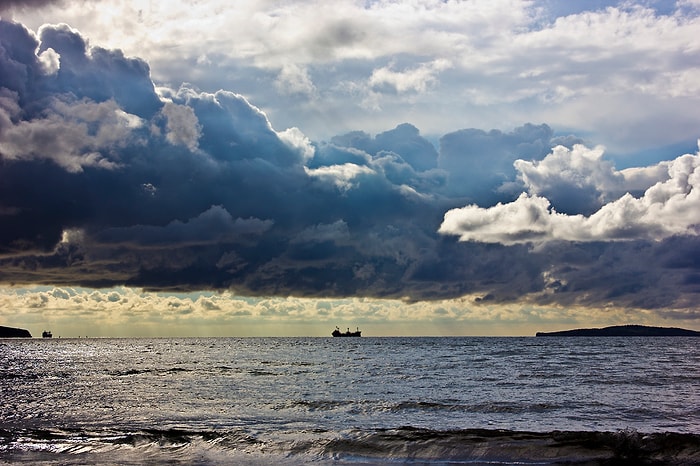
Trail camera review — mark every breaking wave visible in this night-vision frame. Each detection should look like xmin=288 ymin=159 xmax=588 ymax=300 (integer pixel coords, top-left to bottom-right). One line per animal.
xmin=1 ymin=426 xmax=699 ymax=465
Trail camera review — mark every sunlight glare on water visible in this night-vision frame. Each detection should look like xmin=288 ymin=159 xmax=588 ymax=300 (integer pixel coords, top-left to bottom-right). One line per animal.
xmin=1 ymin=336 xmax=699 ymax=464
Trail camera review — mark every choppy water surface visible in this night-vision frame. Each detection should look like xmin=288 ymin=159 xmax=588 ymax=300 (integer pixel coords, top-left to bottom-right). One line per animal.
xmin=1 ymin=337 xmax=699 ymax=464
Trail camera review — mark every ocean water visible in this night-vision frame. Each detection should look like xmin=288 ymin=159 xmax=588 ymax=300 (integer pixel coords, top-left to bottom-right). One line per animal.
xmin=1 ymin=336 xmax=699 ymax=465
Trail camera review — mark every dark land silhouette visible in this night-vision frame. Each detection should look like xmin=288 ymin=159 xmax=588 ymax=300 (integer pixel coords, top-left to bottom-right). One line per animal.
xmin=0 ymin=326 xmax=32 ymax=338
xmin=536 ymin=324 xmax=700 ymax=337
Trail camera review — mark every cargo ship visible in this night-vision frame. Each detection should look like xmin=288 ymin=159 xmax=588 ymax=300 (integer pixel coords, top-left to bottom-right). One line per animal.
xmin=332 ymin=326 xmax=361 ymax=337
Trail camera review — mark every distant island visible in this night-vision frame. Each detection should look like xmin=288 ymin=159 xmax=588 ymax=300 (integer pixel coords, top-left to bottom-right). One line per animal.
xmin=0 ymin=325 xmax=32 ymax=338
xmin=536 ymin=324 xmax=700 ymax=337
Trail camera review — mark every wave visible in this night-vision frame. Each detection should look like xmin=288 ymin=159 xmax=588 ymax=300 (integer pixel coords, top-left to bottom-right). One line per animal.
xmin=321 ymin=427 xmax=700 ymax=465
xmin=388 ymin=400 xmax=565 ymax=415
xmin=279 ymin=398 xmax=568 ymax=416
xmin=106 ymin=367 xmax=195 ymax=377
xmin=1 ymin=426 xmax=699 ymax=465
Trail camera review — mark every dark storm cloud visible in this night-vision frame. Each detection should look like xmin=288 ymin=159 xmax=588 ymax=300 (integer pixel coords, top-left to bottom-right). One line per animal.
xmin=437 ymin=124 xmax=586 ymax=206
xmin=329 ymin=123 xmax=439 ymax=172
xmin=37 ymin=23 xmax=162 ymax=117
xmin=1 ymin=18 xmax=699 ymax=314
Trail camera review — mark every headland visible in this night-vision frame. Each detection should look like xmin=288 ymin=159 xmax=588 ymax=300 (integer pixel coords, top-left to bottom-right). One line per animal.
xmin=0 ymin=325 xmax=32 ymax=338
xmin=536 ymin=324 xmax=700 ymax=337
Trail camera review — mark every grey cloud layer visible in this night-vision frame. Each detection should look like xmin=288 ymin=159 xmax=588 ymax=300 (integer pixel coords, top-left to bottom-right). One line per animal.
xmin=11 ymin=1 xmax=700 ymax=153
xmin=1 ymin=19 xmax=699 ymax=314
xmin=0 ymin=0 xmax=65 ymax=12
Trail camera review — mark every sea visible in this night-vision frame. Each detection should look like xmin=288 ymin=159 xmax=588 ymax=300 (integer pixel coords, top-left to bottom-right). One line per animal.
xmin=1 ymin=336 xmax=699 ymax=465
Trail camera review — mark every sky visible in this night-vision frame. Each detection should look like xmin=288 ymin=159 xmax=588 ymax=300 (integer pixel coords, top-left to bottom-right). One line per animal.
xmin=1 ymin=0 xmax=700 ymax=337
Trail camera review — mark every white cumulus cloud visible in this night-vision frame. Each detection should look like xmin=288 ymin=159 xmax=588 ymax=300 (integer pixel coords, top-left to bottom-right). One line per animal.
xmin=440 ymin=144 xmax=700 ymax=245
xmin=160 ymin=101 xmax=201 ymax=151
xmin=304 ymin=163 xmax=375 ymax=192
xmin=369 ymin=59 xmax=452 ymax=93
xmin=0 ymin=97 xmax=141 ymax=172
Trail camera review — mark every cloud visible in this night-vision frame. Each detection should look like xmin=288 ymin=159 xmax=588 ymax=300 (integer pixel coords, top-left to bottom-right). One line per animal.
xmin=1 ymin=17 xmax=700 ymax=319
xmin=304 ymin=163 xmax=375 ymax=192
xmin=277 ymin=126 xmax=315 ymax=163
xmin=158 ymin=101 xmax=201 ymax=151
xmin=369 ymin=59 xmax=452 ymax=94
xmin=7 ymin=283 xmax=686 ymax=337
xmin=274 ymin=64 xmax=317 ymax=97
xmin=8 ymin=1 xmax=700 ymax=155
xmin=37 ymin=46 xmax=59 ymax=74
xmin=329 ymin=123 xmax=439 ymax=172
xmin=439 ymin=144 xmax=700 ymax=244
xmin=37 ymin=22 xmax=162 ymax=118
xmin=438 ymin=123 xmax=572 ymax=203
xmin=514 ymin=144 xmax=625 ymax=215
xmin=291 ymin=220 xmax=350 ymax=244
xmin=96 ymin=205 xmax=274 ymax=248
xmin=0 ymin=97 xmax=140 ymax=172
xmin=0 ymin=0 xmax=65 ymax=13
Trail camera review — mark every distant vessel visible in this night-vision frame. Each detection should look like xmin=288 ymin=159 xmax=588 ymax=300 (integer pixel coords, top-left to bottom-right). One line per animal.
xmin=332 ymin=326 xmax=361 ymax=337
xmin=42 ymin=330 xmax=52 ymax=338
